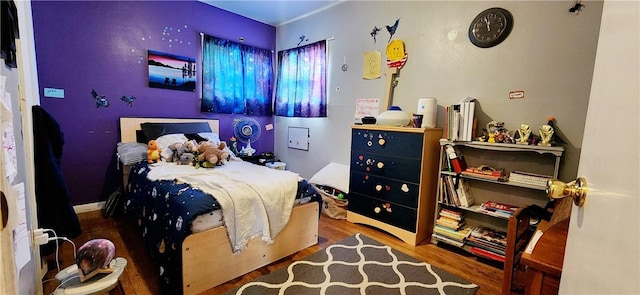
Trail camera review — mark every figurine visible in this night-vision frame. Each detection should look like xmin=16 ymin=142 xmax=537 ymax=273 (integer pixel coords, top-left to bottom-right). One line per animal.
xmin=539 ymin=124 xmax=554 ymax=146
xmin=486 ymin=121 xmax=505 ymax=135
xmin=515 ymin=124 xmax=532 ymax=144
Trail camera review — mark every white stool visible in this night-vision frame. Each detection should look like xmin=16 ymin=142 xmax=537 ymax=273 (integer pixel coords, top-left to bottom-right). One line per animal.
xmin=53 ymin=257 xmax=127 ymax=295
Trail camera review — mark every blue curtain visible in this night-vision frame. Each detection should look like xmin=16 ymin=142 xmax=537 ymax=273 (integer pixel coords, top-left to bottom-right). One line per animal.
xmin=201 ymin=35 xmax=273 ymax=115
xmin=274 ymin=40 xmax=327 ymax=117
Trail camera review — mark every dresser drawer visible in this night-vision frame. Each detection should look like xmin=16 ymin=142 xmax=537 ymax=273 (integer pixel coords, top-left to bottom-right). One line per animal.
xmin=351 ymin=129 xmax=423 ymax=158
xmin=350 ymin=151 xmax=421 ymax=183
xmin=349 ymin=171 xmax=419 ymax=208
xmin=348 ymin=193 xmax=417 ymax=232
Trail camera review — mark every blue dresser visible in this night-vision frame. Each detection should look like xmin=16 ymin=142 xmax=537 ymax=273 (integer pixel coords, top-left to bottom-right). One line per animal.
xmin=348 ymin=125 xmax=442 ymax=245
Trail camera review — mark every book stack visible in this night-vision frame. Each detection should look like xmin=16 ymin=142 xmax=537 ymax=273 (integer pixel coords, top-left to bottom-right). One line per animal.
xmin=438 ymin=176 xmax=475 ymax=208
xmin=467 ymin=226 xmax=507 ymax=263
xmin=444 ymin=97 xmax=476 ymax=142
xmin=433 ymin=208 xmax=471 ymax=247
xmin=509 ymin=171 xmax=552 ymax=187
xmin=478 ymin=201 xmax=518 ymax=218
xmin=461 ymin=166 xmax=506 ymax=181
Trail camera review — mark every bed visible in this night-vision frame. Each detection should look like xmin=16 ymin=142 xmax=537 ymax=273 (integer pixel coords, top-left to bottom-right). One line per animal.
xmin=118 ymin=117 xmax=321 ymax=295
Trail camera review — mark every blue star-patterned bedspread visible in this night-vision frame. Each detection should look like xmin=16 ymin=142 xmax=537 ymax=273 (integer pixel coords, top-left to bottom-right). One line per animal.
xmin=123 ymin=162 xmax=321 ymax=294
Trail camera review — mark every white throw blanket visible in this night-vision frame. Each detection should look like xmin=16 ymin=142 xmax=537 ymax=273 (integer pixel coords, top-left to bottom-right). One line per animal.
xmin=146 ymin=161 xmax=299 ymax=253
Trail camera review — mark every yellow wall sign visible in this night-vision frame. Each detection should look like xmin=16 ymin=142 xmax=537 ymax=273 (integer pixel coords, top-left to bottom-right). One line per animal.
xmin=386 ymin=39 xmax=407 ymax=69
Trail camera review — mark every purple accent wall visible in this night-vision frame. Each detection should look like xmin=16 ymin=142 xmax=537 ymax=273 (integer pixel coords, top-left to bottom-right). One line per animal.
xmin=31 ymin=1 xmax=276 ymax=205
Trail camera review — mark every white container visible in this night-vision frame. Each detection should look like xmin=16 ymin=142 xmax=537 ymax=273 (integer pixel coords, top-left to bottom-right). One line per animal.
xmin=417 ymin=97 xmax=437 ymax=128
xmin=376 ymin=106 xmax=410 ymax=126
xmin=266 ymin=162 xmax=286 ymax=170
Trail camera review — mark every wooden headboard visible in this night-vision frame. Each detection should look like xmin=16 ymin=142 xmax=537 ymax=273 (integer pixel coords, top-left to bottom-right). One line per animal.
xmin=119 ymin=117 xmax=220 ymax=142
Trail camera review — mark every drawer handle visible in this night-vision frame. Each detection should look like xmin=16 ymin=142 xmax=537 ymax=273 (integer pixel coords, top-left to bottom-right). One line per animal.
xmin=378 ymin=138 xmax=386 ymax=146
xmin=375 ymin=184 xmax=382 ymax=192
xmin=377 ymin=162 xmax=384 ymax=169
xmin=374 ymin=207 xmax=381 ymax=213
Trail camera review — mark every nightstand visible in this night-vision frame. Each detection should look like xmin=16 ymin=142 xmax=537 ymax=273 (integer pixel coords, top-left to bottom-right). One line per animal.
xmin=239 ymin=152 xmax=275 ymax=165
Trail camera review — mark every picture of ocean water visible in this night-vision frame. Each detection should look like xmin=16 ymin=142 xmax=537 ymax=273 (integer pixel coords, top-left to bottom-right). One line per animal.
xmin=148 ymin=50 xmax=196 ymax=92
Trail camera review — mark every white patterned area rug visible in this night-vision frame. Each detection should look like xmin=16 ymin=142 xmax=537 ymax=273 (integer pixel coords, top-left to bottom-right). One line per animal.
xmin=226 ymin=233 xmax=479 ymax=295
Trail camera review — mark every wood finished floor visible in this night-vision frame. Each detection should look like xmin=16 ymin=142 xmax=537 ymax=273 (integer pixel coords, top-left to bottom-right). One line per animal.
xmin=42 ymin=211 xmax=508 ymax=295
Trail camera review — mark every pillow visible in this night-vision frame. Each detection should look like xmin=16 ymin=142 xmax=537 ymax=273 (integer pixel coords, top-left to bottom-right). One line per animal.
xmin=309 ymin=162 xmax=350 ymax=193
xmin=116 ymin=142 xmax=148 ymax=165
xmin=194 ymin=132 xmax=221 ymax=145
xmin=155 ymin=133 xmax=188 ymax=160
xmin=140 ymin=122 xmax=212 ymax=141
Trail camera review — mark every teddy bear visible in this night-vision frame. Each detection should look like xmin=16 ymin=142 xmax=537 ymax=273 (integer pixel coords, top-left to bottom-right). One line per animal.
xmin=147 ymin=140 xmax=161 ymax=163
xmin=197 ymin=141 xmax=229 ymax=166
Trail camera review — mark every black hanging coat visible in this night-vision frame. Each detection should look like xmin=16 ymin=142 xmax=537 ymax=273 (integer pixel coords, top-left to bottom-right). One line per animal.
xmin=32 ymin=105 xmax=81 ymax=255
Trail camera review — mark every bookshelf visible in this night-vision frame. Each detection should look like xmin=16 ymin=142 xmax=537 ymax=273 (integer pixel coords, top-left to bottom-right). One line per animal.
xmin=432 ymin=140 xmax=564 ymax=294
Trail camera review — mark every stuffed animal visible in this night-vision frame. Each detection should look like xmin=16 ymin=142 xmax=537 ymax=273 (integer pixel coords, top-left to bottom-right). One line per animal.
xmin=165 ymin=142 xmax=183 ymax=162
xmin=185 ymin=140 xmax=199 ymax=153
xmin=166 ymin=142 xmax=197 ymax=165
xmin=147 ymin=140 xmax=161 ymax=163
xmin=178 ymin=153 xmax=195 ymax=165
xmin=197 ymin=141 xmax=229 ymax=166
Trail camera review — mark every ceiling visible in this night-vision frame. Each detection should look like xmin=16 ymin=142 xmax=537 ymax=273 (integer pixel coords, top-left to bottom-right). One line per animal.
xmin=198 ymin=0 xmax=345 ymax=26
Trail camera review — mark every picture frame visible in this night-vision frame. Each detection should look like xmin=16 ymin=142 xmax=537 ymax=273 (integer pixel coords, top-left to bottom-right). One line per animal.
xmin=148 ymin=50 xmax=196 ymax=92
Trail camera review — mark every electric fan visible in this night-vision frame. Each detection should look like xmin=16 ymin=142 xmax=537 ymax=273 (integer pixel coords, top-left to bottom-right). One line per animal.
xmin=233 ymin=117 xmax=261 ymax=156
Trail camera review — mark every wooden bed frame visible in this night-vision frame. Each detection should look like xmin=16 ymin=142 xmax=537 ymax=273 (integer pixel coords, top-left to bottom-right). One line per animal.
xmin=119 ymin=117 xmax=319 ymax=295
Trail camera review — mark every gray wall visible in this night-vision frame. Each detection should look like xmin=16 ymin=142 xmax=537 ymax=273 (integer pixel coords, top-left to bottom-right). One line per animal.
xmin=274 ymin=1 xmax=603 ymax=182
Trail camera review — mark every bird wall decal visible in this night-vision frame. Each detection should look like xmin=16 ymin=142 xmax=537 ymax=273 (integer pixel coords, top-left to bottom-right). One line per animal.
xmin=120 ymin=95 xmax=137 ymax=107
xmin=370 ymin=26 xmax=381 ymax=43
xmin=298 ymin=35 xmax=309 ymax=46
xmin=386 ymin=18 xmax=400 ymax=42
xmin=569 ymin=1 xmax=585 ymax=14
xmin=91 ymin=89 xmax=109 ymax=108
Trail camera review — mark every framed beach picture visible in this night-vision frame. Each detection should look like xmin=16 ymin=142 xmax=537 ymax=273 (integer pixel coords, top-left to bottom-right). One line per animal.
xmin=147 ymin=50 xmax=196 ymax=92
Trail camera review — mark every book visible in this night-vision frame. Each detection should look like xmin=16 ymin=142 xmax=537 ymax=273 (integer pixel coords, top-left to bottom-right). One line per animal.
xmin=477 ymin=200 xmax=518 ymax=218
xmin=456 ymin=178 xmax=475 ymax=207
xmin=466 ymin=236 xmax=506 ymax=255
xmin=480 ymin=201 xmax=518 ymax=214
xmin=466 ymin=101 xmax=475 ymax=141
xmin=460 ymin=102 xmax=468 ymax=141
xmin=439 ymin=208 xmax=464 ymax=220
xmin=470 ymin=246 xmax=505 ymax=263
xmin=461 ymin=166 xmax=504 ymax=181
xmin=456 ymin=97 xmax=476 ymax=141
xmin=433 ymin=225 xmax=471 ymax=241
xmin=466 ymin=235 xmax=506 ymax=251
xmin=509 ymin=171 xmax=552 ymax=186
xmin=449 ymin=104 xmax=461 ymax=141
xmin=470 ymin=226 xmax=507 ymax=246
xmin=433 ymin=233 xmax=465 ymax=247
xmin=436 ymin=219 xmax=466 ymax=230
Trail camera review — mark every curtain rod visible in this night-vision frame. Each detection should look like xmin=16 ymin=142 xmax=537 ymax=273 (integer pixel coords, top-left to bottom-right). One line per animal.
xmin=200 ymin=32 xmax=334 ymax=41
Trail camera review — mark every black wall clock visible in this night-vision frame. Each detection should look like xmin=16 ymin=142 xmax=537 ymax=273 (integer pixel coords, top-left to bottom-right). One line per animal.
xmin=468 ymin=7 xmax=513 ymax=48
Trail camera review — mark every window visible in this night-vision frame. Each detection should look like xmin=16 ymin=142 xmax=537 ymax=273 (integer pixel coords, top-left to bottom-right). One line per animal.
xmin=274 ymin=40 xmax=327 ymax=117
xmin=201 ymin=35 xmax=273 ymax=115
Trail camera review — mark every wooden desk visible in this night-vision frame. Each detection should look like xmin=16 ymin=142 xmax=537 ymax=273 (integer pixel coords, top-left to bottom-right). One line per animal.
xmin=521 ymin=218 xmax=570 ymax=295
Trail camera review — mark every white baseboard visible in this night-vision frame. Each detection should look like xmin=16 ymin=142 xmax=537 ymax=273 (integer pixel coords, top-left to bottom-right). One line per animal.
xmin=73 ymin=201 xmax=105 ymax=214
